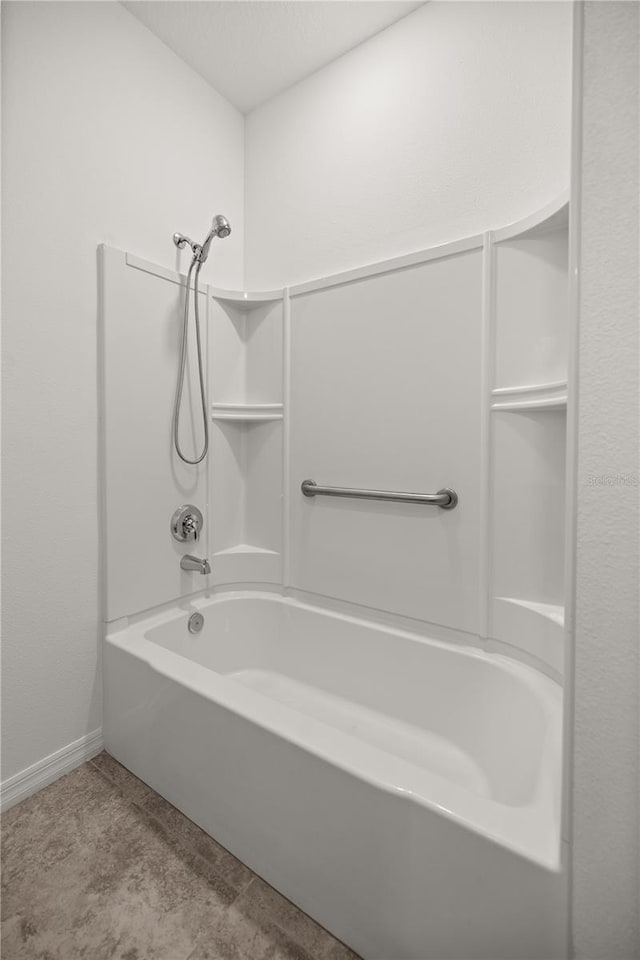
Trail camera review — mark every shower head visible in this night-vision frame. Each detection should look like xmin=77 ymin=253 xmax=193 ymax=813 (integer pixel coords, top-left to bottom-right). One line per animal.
xmin=212 ymin=215 xmax=231 ymax=240
xmin=198 ymin=214 xmax=231 ymax=263
xmin=173 ymin=214 xmax=231 ymax=263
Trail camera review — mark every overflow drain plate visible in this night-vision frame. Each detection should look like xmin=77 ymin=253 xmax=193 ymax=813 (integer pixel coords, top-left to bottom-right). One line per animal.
xmin=188 ymin=612 xmax=204 ymax=634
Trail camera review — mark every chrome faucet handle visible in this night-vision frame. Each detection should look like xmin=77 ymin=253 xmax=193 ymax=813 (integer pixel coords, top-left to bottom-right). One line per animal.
xmin=183 ymin=515 xmax=198 ymax=541
xmin=171 ymin=505 xmax=204 ymax=543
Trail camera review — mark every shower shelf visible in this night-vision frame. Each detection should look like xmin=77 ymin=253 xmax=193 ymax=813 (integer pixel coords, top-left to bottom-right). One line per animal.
xmin=212 ymin=543 xmax=282 ymax=587
xmin=211 ymin=288 xmax=284 ymax=311
xmin=490 ymin=381 xmax=567 ymax=411
xmin=211 ymin=403 xmax=283 ymax=422
xmin=495 ymin=597 xmax=564 ymax=627
xmin=213 ymin=544 xmax=280 ymax=558
xmin=491 ymin=597 xmax=565 ymax=674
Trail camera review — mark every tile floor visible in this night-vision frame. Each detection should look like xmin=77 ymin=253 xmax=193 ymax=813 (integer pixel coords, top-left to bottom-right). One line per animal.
xmin=1 ymin=753 xmax=360 ymax=960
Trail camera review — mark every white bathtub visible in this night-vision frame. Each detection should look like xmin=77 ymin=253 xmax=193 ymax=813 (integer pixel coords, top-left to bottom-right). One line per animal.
xmin=104 ymin=591 xmax=567 ymax=960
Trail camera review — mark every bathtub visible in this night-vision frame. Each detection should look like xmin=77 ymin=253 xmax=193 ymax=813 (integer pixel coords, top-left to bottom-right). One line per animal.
xmin=104 ymin=591 xmax=567 ymax=960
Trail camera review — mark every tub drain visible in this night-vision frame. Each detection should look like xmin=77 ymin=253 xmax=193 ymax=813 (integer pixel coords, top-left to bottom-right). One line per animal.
xmin=188 ymin=612 xmax=204 ymax=634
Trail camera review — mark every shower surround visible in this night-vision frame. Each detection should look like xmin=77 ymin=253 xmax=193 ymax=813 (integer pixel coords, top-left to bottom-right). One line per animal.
xmin=100 ymin=194 xmax=570 ymax=958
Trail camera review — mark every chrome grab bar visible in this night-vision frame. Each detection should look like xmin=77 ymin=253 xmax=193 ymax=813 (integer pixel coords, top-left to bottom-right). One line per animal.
xmin=301 ymin=480 xmax=458 ymax=510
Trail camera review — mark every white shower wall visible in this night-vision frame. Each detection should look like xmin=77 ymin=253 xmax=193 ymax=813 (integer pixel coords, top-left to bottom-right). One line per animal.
xmin=245 ymin=1 xmax=573 ymax=289
xmin=1 ymin=0 xmax=244 ymax=784
xmin=289 ymin=249 xmax=483 ymax=635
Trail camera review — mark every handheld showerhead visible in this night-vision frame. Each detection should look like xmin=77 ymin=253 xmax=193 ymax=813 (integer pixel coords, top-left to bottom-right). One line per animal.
xmin=198 ymin=214 xmax=231 ymax=263
xmin=212 ymin=214 xmax=231 ymax=240
xmin=172 ymin=214 xmax=231 ymax=263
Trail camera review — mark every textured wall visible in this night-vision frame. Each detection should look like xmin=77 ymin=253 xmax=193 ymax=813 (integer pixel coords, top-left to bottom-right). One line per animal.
xmin=1 ymin=1 xmax=244 ymax=781
xmin=245 ymin=1 xmax=573 ymax=288
xmin=572 ymin=3 xmax=639 ymax=956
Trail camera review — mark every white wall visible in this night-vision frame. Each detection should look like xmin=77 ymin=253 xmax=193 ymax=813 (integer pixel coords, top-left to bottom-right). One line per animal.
xmin=1 ymin=1 xmax=244 ymax=782
xmin=245 ymin=1 xmax=573 ymax=289
xmin=572 ymin=3 xmax=639 ymax=957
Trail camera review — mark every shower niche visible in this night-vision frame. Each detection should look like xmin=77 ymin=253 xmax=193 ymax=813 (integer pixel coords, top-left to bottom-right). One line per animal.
xmin=485 ymin=198 xmax=569 ymax=674
xmin=208 ymin=289 xmax=285 ymax=585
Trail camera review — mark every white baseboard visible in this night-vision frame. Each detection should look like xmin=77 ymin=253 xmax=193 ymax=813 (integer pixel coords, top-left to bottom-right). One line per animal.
xmin=1 ymin=728 xmax=104 ymax=812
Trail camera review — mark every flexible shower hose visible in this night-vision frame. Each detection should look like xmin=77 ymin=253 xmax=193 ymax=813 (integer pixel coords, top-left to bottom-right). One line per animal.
xmin=173 ymin=258 xmax=208 ymax=465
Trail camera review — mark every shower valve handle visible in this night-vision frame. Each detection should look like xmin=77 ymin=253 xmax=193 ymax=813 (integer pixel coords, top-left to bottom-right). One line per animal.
xmin=183 ymin=516 xmax=198 ymax=541
xmin=171 ymin=505 xmax=204 ymax=543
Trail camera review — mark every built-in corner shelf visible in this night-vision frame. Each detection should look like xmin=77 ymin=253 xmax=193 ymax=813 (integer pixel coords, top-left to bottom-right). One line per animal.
xmin=491 ymin=381 xmax=567 ymax=412
xmin=214 ymin=543 xmax=280 ymax=559
xmin=491 ymin=597 xmax=565 ymax=674
xmin=208 ymin=285 xmax=284 ymax=584
xmin=211 ymin=402 xmax=283 ymax=422
xmin=484 ymin=194 xmax=569 ymax=675
xmin=211 ymin=287 xmax=284 ymax=311
xmin=492 ymin=194 xmax=569 ymax=243
xmin=496 ymin=597 xmax=564 ymax=628
xmin=212 ymin=543 xmax=282 ymax=587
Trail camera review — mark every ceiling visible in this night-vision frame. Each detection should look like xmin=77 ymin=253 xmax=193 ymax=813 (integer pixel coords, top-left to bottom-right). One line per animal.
xmin=122 ymin=1 xmax=424 ymax=113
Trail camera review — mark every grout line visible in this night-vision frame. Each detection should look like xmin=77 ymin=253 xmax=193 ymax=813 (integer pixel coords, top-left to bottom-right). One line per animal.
xmin=133 ymin=816 xmax=248 ymax=906
xmin=87 ymin=755 xmax=153 ymax=804
xmin=129 ymin=789 xmax=257 ymax=901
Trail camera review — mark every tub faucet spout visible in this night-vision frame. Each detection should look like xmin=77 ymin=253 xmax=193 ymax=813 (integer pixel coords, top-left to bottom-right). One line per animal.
xmin=180 ymin=555 xmax=211 ymax=575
